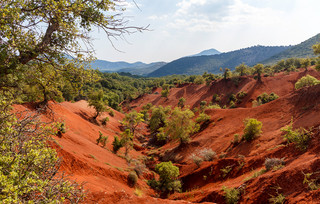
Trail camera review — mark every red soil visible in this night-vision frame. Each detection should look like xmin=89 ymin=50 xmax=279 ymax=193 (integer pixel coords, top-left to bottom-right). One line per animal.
xmin=14 ymin=68 xmax=320 ymax=203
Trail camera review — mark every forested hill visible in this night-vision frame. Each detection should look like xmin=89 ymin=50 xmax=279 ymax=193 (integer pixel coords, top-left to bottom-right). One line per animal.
xmin=262 ymin=33 xmax=320 ymax=65
xmin=148 ymin=45 xmax=290 ymax=77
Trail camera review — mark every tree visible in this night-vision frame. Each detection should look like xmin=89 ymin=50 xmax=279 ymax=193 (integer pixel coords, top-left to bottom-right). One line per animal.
xmin=149 ymin=106 xmax=171 ymax=134
xmin=295 ymin=75 xmax=320 ymax=89
xmin=313 ymin=43 xmax=320 ymax=55
xmin=177 ymin=97 xmax=186 ymax=108
xmin=253 ymin=64 xmax=264 ymax=82
xmin=120 ymin=129 xmax=134 ymax=157
xmin=122 ymin=110 xmax=144 ymax=136
xmin=88 ymin=89 xmax=108 ymax=119
xmin=149 ymin=161 xmax=181 ymax=193
xmin=301 ymin=58 xmax=311 ymax=71
xmin=221 ymin=68 xmax=232 ymax=80
xmin=0 ymin=98 xmax=84 ymax=203
xmin=235 ymin=63 xmax=249 ymax=76
xmin=0 ymin=0 xmax=146 ymax=78
xmin=165 ymin=107 xmax=198 ymax=144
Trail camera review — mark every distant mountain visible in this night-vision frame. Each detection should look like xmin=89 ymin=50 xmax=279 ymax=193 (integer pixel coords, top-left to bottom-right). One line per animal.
xmin=262 ymin=33 xmax=320 ymax=65
xmin=90 ymin=60 xmax=146 ymax=71
xmin=117 ymin=62 xmax=167 ymax=76
xmin=148 ymin=45 xmax=290 ymax=77
xmin=192 ymin=48 xmax=221 ymax=57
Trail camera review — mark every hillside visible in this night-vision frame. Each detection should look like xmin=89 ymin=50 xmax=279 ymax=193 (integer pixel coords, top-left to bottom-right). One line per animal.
xmin=148 ymin=45 xmax=290 ymax=77
xmin=262 ymin=33 xmax=320 ymax=65
xmin=117 ymin=62 xmax=167 ymax=76
xmin=192 ymin=48 xmax=221 ymax=57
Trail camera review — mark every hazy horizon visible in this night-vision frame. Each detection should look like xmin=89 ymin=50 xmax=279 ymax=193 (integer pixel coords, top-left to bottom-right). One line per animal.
xmin=91 ymin=0 xmax=320 ymax=63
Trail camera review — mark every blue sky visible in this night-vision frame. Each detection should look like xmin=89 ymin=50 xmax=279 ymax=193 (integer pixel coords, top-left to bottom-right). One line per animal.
xmin=91 ymin=0 xmax=320 ymax=63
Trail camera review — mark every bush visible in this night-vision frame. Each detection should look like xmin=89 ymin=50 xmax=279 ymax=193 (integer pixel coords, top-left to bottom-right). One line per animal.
xmin=264 ymin=158 xmax=285 ymax=171
xmin=149 ymin=161 xmax=181 ymax=193
xmin=243 ymin=118 xmax=262 ymax=141
xmin=281 ymin=121 xmax=312 ymax=150
xmin=237 ymin=91 xmax=247 ymax=99
xmin=161 ymin=89 xmax=170 ymax=98
xmin=112 ymin=136 xmax=123 ymax=153
xmin=295 ymin=75 xmax=320 ymax=90
xmin=196 ymin=113 xmax=210 ymax=123
xmin=212 ymin=94 xmax=221 ymax=102
xmin=190 ymin=154 xmax=203 ymax=168
xmin=96 ymin=131 xmax=108 ymax=147
xmin=199 ymin=148 xmax=216 ymax=161
xmin=178 ymin=97 xmax=186 ymax=108
xmin=128 ymin=172 xmax=138 ymax=187
xmin=256 ymin=92 xmax=279 ymax=104
xmin=0 ymin=100 xmax=84 ymax=203
xmin=109 ymin=110 xmax=115 ymax=117
xmin=101 ymin=117 xmax=109 ymax=125
xmin=222 ymin=186 xmax=240 ymax=204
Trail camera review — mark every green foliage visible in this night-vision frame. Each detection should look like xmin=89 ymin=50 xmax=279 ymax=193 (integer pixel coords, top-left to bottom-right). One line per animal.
xmin=112 ymin=136 xmax=123 ymax=153
xmin=120 ymin=129 xmax=134 ymax=157
xmin=96 ymin=131 xmax=108 ymax=148
xmin=302 ymin=171 xmax=320 ymax=191
xmin=128 ymin=172 xmax=138 ymax=187
xmin=196 ymin=113 xmax=211 ymax=124
xmin=222 ymin=186 xmax=240 ymax=204
xmin=0 ymin=99 xmax=84 ymax=203
xmin=222 ymin=68 xmax=232 ymax=80
xmin=88 ymin=89 xmax=108 ymax=119
xmin=235 ymin=63 xmax=249 ymax=76
xmin=301 ymin=58 xmax=311 ymax=70
xmin=237 ymin=91 xmax=247 ymax=99
xmin=253 ymin=64 xmax=264 ymax=82
xmin=212 ymin=94 xmax=221 ymax=102
xmin=313 ymin=43 xmax=320 ymax=55
xmin=109 ymin=110 xmax=115 ymax=117
xmin=150 ymin=161 xmax=181 ymax=193
xmin=269 ymin=187 xmax=286 ymax=204
xmin=122 ymin=110 xmax=144 ymax=136
xmin=101 ymin=117 xmax=109 ymax=125
xmin=256 ymin=92 xmax=279 ymax=105
xmin=243 ymin=118 xmax=263 ymax=141
xmin=149 ymin=106 xmax=171 ymax=135
xmin=178 ymin=97 xmax=186 ymax=108
xmin=295 ymin=74 xmax=320 ymax=89
xmin=161 ymin=89 xmax=170 ymax=98
xmin=165 ymin=107 xmax=197 ymax=144
xmin=281 ymin=121 xmax=312 ymax=150
xmin=221 ymin=166 xmax=233 ymax=178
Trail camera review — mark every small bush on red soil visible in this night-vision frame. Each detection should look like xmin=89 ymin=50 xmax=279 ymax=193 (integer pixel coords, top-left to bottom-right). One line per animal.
xmin=148 ymin=161 xmax=181 ymax=193
xmin=190 ymin=153 xmax=203 ymax=168
xmin=295 ymin=74 xmax=320 ymax=90
xmin=199 ymin=148 xmax=217 ymax=161
xmin=281 ymin=121 xmax=312 ymax=151
xmin=128 ymin=171 xmax=138 ymax=187
xmin=264 ymin=158 xmax=285 ymax=171
xmin=222 ymin=186 xmax=240 ymax=204
xmin=243 ymin=118 xmax=262 ymax=141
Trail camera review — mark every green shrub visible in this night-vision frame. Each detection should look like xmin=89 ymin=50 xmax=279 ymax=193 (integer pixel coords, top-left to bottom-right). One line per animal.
xmin=212 ymin=94 xmax=221 ymax=102
xmin=232 ymin=134 xmax=240 ymax=145
xmin=264 ymin=158 xmax=285 ymax=171
xmin=196 ymin=113 xmax=210 ymax=123
xmin=229 ymin=94 xmax=237 ymax=102
xmin=161 ymin=89 xmax=170 ymax=98
xmin=109 ymin=110 xmax=115 ymax=117
xmin=148 ymin=161 xmax=181 ymax=193
xmin=229 ymin=101 xmax=236 ymax=109
xmin=96 ymin=131 xmax=108 ymax=147
xmin=178 ymin=97 xmax=186 ymax=108
xmin=112 ymin=136 xmax=123 ymax=153
xmin=207 ymin=104 xmax=221 ymax=109
xmin=237 ymin=91 xmax=247 ymax=99
xmin=128 ymin=171 xmax=138 ymax=187
xmin=281 ymin=121 xmax=312 ymax=150
xmin=222 ymin=186 xmax=240 ymax=204
xmin=256 ymin=92 xmax=279 ymax=104
xmin=101 ymin=117 xmax=109 ymax=125
xmin=295 ymin=75 xmax=320 ymax=90
xmin=243 ymin=118 xmax=262 ymax=141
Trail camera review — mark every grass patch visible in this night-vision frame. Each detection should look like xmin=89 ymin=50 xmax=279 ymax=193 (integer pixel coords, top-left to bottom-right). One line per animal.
xmin=243 ymin=168 xmax=266 ymax=182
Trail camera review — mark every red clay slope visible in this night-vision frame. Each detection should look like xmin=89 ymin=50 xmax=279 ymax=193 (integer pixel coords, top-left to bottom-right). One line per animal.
xmin=14 ymin=100 xmax=192 ymax=204
xmin=130 ymin=68 xmax=320 ymax=203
